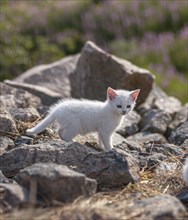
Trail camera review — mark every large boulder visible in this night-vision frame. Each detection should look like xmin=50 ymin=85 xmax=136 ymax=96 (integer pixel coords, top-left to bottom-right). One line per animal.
xmin=15 ymin=163 xmax=97 ymax=203
xmin=71 ymin=41 xmax=154 ymax=103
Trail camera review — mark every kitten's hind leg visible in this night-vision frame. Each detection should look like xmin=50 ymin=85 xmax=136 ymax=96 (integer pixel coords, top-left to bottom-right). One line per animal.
xmin=58 ymin=128 xmax=76 ymax=142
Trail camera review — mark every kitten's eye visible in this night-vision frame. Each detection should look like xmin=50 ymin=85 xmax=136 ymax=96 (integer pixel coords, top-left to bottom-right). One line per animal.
xmin=127 ymin=105 xmax=131 ymax=108
xmin=117 ymin=105 xmax=122 ymax=108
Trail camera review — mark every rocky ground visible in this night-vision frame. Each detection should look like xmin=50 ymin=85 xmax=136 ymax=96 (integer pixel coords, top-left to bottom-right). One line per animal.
xmin=0 ymin=41 xmax=188 ymax=220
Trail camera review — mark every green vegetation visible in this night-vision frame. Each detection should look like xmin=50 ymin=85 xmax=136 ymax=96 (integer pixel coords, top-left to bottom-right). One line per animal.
xmin=0 ymin=0 xmax=187 ymax=103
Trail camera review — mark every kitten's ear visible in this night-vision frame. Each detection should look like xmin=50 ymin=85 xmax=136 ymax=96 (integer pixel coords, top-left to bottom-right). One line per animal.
xmin=130 ymin=89 xmax=140 ymax=101
xmin=107 ymin=87 xmax=117 ymax=100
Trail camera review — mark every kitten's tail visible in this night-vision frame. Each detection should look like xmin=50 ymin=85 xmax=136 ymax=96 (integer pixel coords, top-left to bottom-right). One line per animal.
xmin=26 ymin=112 xmax=55 ymax=135
xmin=183 ymin=157 xmax=188 ymax=186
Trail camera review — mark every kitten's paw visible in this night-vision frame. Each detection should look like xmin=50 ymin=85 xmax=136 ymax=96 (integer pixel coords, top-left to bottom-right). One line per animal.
xmin=26 ymin=128 xmax=35 ymax=136
xmin=104 ymin=146 xmax=113 ymax=151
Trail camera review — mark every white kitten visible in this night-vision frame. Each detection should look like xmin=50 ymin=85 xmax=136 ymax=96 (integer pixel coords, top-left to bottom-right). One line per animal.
xmin=183 ymin=158 xmax=188 ymax=186
xmin=26 ymin=87 xmax=140 ymax=150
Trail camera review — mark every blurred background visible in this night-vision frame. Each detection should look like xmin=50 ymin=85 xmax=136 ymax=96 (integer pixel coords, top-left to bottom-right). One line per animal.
xmin=0 ymin=0 xmax=187 ymax=103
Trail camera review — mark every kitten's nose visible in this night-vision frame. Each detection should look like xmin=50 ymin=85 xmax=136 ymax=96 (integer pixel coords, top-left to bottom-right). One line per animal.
xmin=122 ymin=110 xmax=126 ymax=115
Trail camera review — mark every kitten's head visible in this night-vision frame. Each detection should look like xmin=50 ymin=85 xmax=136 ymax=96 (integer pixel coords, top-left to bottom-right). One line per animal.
xmin=107 ymin=87 xmax=140 ymax=115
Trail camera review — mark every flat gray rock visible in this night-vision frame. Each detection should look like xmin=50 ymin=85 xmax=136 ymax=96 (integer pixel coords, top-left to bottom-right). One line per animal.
xmin=4 ymin=80 xmax=62 ymax=106
xmin=0 ymin=82 xmax=41 ymax=109
xmin=14 ymin=54 xmax=80 ymax=98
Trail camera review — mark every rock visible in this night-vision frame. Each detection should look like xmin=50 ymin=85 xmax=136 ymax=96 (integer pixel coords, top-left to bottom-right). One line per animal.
xmin=127 ymin=132 xmax=167 ymax=144
xmin=78 ymin=149 xmax=139 ymax=189
xmin=0 ymin=141 xmax=96 ymax=176
xmin=132 ymin=195 xmax=187 ymax=220
xmin=144 ymin=143 xmax=184 ymax=157
xmin=9 ymin=107 xmax=40 ymax=122
xmin=0 ymin=101 xmax=18 ymax=136
xmin=168 ymin=121 xmax=188 ymax=145
xmin=123 ymin=139 xmax=143 ymax=152
xmin=112 ymin=133 xmax=143 ymax=153
xmin=136 ymin=143 xmax=184 ymax=170
xmin=0 ymin=141 xmax=139 ymax=189
xmin=14 ymin=136 xmax=33 ymax=146
xmin=139 ymin=109 xmax=172 ymax=134
xmin=0 ymin=183 xmax=29 ymax=213
xmin=116 ymin=111 xmax=141 ymax=137
xmin=15 ymin=163 xmax=97 ymax=203
xmin=153 ymin=96 xmax=182 ymax=116
xmin=155 ymin=161 xmax=179 ymax=175
xmin=138 ymin=152 xmax=167 ymax=170
xmin=137 ymin=84 xmax=168 ymax=116
xmin=112 ymin=132 xmax=127 ymax=147
xmin=0 ymin=136 xmax=15 ymax=152
xmin=137 ymin=84 xmax=182 ymax=116
xmin=4 ymin=80 xmax=62 ymax=106
xmin=0 ymin=82 xmax=41 ymax=109
xmin=167 ymin=103 xmax=188 ymax=134
xmin=181 ymin=139 xmax=188 ymax=148
xmin=14 ymin=54 xmax=79 ymax=98
xmin=176 ymin=190 xmax=188 ymax=207
xmin=71 ymin=41 xmax=154 ymax=104
xmin=0 ymin=171 xmax=14 ymax=184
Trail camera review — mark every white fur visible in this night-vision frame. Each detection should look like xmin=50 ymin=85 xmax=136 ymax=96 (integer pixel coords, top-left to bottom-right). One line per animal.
xmin=26 ymin=88 xmax=139 ymax=150
xmin=183 ymin=158 xmax=188 ymax=186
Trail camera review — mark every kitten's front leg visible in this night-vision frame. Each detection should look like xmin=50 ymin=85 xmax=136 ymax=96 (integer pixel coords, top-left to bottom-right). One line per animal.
xmin=99 ymin=132 xmax=113 ymax=151
xmin=98 ymin=133 xmax=105 ymax=150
